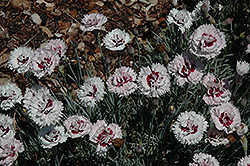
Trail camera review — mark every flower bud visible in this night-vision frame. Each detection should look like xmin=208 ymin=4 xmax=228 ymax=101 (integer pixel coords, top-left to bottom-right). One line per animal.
xmin=133 ymin=28 xmax=138 ymax=35
xmin=105 ymin=56 xmax=111 ymax=64
xmin=246 ymin=35 xmax=250 ymax=42
xmin=168 ymin=106 xmax=176 ymax=115
xmin=135 ymin=144 xmax=142 ymax=153
xmin=201 ymin=2 xmax=209 ymax=14
xmin=127 ymin=46 xmax=135 ymax=54
xmin=236 ymin=123 xmax=248 ymax=137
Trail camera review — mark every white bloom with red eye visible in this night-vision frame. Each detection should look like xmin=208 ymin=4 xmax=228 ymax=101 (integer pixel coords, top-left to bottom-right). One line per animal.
xmin=77 ymin=77 xmax=106 ymax=107
xmin=189 ymin=24 xmax=226 ymax=59
xmin=210 ymin=102 xmax=241 ymax=134
xmin=172 ymin=111 xmax=208 ymax=145
xmin=189 ymin=153 xmax=220 ymax=166
xmin=107 ymin=66 xmax=137 ymax=97
xmin=202 ymin=73 xmax=231 ymax=105
xmin=103 ymin=29 xmax=131 ymax=51
xmin=237 ymin=155 xmax=250 ymax=166
xmin=30 ymin=48 xmax=60 ymax=79
xmin=80 ymin=13 xmax=107 ymax=32
xmin=0 ymin=138 xmax=24 ymax=166
xmin=89 ymin=120 xmax=122 ymax=155
xmin=0 ymin=114 xmax=15 ymax=140
xmin=236 ymin=61 xmax=250 ymax=76
xmin=23 ymin=85 xmax=63 ymax=127
xmin=167 ymin=8 xmax=193 ymax=34
xmin=64 ymin=115 xmax=92 ymax=139
xmin=8 ymin=46 xmax=34 ymax=73
xmin=168 ymin=54 xmax=203 ymax=86
xmin=0 ymin=83 xmax=23 ymax=111
xmin=191 ymin=0 xmax=210 ymax=20
xmin=39 ymin=125 xmax=67 ymax=149
xmin=137 ymin=63 xmax=170 ymax=97
xmin=44 ymin=39 xmax=67 ymax=58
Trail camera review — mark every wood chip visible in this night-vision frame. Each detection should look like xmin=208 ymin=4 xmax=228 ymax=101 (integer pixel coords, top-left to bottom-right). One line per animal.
xmin=40 ymin=26 xmax=54 ymax=38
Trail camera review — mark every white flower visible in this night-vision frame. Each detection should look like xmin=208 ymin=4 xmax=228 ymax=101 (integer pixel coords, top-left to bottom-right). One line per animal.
xmin=64 ymin=115 xmax=92 ymax=139
xmin=237 ymin=155 xmax=250 ymax=166
xmin=210 ymin=102 xmax=241 ymax=134
xmin=137 ymin=63 xmax=170 ymax=97
xmin=30 ymin=48 xmax=60 ymax=79
xmin=189 ymin=153 xmax=220 ymax=166
xmin=80 ymin=13 xmax=107 ymax=32
xmin=77 ymin=77 xmax=106 ymax=107
xmin=168 ymin=53 xmax=203 ymax=86
xmin=189 ymin=24 xmax=226 ymax=59
xmin=205 ymin=137 xmax=229 ymax=147
xmin=191 ymin=0 xmax=210 ymax=20
xmin=23 ymin=85 xmax=63 ymax=127
xmin=103 ymin=29 xmax=131 ymax=51
xmin=8 ymin=46 xmax=34 ymax=73
xmin=236 ymin=122 xmax=248 ymax=137
xmin=236 ymin=61 xmax=250 ymax=76
xmin=107 ymin=66 xmax=137 ymax=97
xmin=167 ymin=8 xmax=193 ymax=34
xmin=39 ymin=125 xmax=67 ymax=149
xmin=246 ymin=44 xmax=250 ymax=54
xmin=89 ymin=120 xmax=122 ymax=155
xmin=0 ymin=138 xmax=24 ymax=166
xmin=0 ymin=83 xmax=23 ymax=111
xmin=0 ymin=114 xmax=15 ymax=140
xmin=172 ymin=111 xmax=208 ymax=145
xmin=202 ymin=73 xmax=231 ymax=105
xmin=44 ymin=39 xmax=67 ymax=58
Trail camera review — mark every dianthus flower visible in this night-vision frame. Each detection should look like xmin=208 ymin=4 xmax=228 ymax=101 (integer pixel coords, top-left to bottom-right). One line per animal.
xmin=245 ymin=44 xmax=250 ymax=54
xmin=236 ymin=61 xmax=250 ymax=76
xmin=103 ymin=29 xmax=131 ymax=51
xmin=237 ymin=155 xmax=250 ymax=166
xmin=137 ymin=63 xmax=170 ymax=97
xmin=202 ymin=73 xmax=231 ymax=105
xmin=191 ymin=0 xmax=210 ymax=20
xmin=236 ymin=122 xmax=248 ymax=137
xmin=30 ymin=48 xmax=60 ymax=79
xmin=23 ymin=85 xmax=63 ymax=127
xmin=189 ymin=153 xmax=220 ymax=166
xmin=107 ymin=66 xmax=137 ymax=97
xmin=0 ymin=114 xmax=15 ymax=140
xmin=44 ymin=39 xmax=67 ymax=58
xmin=77 ymin=77 xmax=106 ymax=107
xmin=210 ymin=102 xmax=241 ymax=134
xmin=39 ymin=125 xmax=67 ymax=149
xmin=167 ymin=8 xmax=193 ymax=34
xmin=64 ymin=115 xmax=92 ymax=139
xmin=89 ymin=120 xmax=122 ymax=156
xmin=8 ymin=46 xmax=34 ymax=73
xmin=80 ymin=13 xmax=107 ymax=32
xmin=0 ymin=138 xmax=24 ymax=166
xmin=189 ymin=24 xmax=226 ymax=59
xmin=0 ymin=83 xmax=23 ymax=111
xmin=172 ymin=111 xmax=208 ymax=145
xmin=168 ymin=52 xmax=203 ymax=86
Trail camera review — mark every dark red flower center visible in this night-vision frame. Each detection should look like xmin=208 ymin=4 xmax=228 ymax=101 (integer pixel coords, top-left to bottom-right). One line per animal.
xmin=40 ymin=99 xmax=53 ymax=115
xmin=178 ymin=60 xmax=196 ymax=78
xmin=87 ymin=84 xmax=98 ymax=98
xmin=70 ymin=120 xmax=87 ymax=134
xmin=200 ymin=33 xmax=217 ymax=48
xmin=44 ymin=130 xmax=60 ymax=142
xmin=17 ymin=54 xmax=29 ymax=65
xmin=0 ymin=125 xmax=10 ymax=136
xmin=112 ymin=34 xmax=125 ymax=47
xmin=219 ymin=112 xmax=234 ymax=127
xmin=115 ymin=75 xmax=132 ymax=87
xmin=147 ymin=71 xmax=162 ymax=87
xmin=37 ymin=57 xmax=53 ymax=70
xmin=181 ymin=123 xmax=198 ymax=135
xmin=97 ymin=128 xmax=114 ymax=147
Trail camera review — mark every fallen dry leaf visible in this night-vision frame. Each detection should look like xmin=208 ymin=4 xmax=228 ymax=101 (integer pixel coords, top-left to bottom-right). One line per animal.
xmin=11 ymin=0 xmax=30 ymax=10
xmin=40 ymin=26 xmax=54 ymax=38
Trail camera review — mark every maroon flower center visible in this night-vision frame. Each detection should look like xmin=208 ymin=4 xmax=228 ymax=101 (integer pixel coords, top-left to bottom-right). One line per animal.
xmin=85 ymin=18 xmax=99 ymax=27
xmin=207 ymin=87 xmax=224 ymax=98
xmin=181 ymin=123 xmax=198 ymax=135
xmin=200 ymin=33 xmax=217 ymax=48
xmin=44 ymin=130 xmax=60 ymax=142
xmin=70 ymin=120 xmax=87 ymax=134
xmin=147 ymin=71 xmax=162 ymax=87
xmin=37 ymin=57 xmax=53 ymax=70
xmin=112 ymin=34 xmax=125 ymax=47
xmin=0 ymin=125 xmax=10 ymax=137
xmin=17 ymin=54 xmax=29 ymax=65
xmin=115 ymin=75 xmax=132 ymax=87
xmin=97 ymin=128 xmax=114 ymax=147
xmin=219 ymin=112 xmax=234 ymax=127
xmin=40 ymin=99 xmax=53 ymax=115
xmin=87 ymin=84 xmax=98 ymax=98
xmin=178 ymin=60 xmax=195 ymax=78
xmin=174 ymin=12 xmax=186 ymax=25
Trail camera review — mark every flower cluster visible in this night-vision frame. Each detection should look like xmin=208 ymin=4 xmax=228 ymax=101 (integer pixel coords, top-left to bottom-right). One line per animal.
xmin=89 ymin=120 xmax=122 ymax=155
xmin=0 ymin=83 xmax=23 ymax=111
xmin=172 ymin=111 xmax=208 ymax=145
xmin=77 ymin=77 xmax=106 ymax=107
xmin=23 ymin=85 xmax=64 ymax=127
